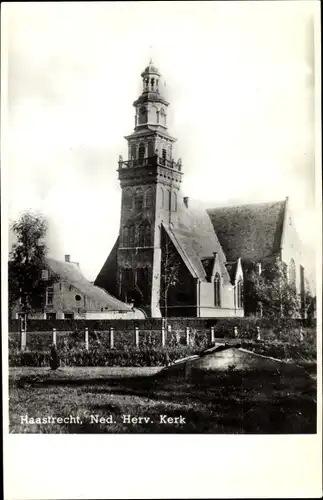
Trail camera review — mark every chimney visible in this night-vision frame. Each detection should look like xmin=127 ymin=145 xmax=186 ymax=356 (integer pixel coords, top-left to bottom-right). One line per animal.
xmin=183 ymin=196 xmax=189 ymax=208
xmin=65 ymin=254 xmax=70 ymax=263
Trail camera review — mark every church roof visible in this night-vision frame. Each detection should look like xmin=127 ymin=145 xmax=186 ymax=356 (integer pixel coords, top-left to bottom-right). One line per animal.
xmin=47 ymin=258 xmax=132 ymax=311
xmin=164 ymin=199 xmax=231 ymax=284
xmin=207 ymin=199 xmax=287 ymax=262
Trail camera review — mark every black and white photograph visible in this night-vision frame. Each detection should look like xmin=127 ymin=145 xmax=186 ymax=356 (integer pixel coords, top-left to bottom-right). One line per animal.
xmin=2 ymin=1 xmax=321 ymax=498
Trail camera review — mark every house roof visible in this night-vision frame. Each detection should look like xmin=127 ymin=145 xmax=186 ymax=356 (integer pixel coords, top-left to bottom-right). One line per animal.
xmin=207 ymin=199 xmax=287 ymax=262
xmin=47 ymin=258 xmax=132 ymax=311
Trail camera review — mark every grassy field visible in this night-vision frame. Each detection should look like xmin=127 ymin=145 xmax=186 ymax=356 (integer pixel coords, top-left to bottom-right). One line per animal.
xmin=9 ymin=362 xmax=317 ymax=434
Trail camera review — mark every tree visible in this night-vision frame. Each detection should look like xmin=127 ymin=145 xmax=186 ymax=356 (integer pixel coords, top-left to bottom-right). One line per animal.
xmin=247 ymin=259 xmax=301 ymax=318
xmin=9 ymin=211 xmax=58 ymax=326
xmin=159 ymin=237 xmax=180 ymax=324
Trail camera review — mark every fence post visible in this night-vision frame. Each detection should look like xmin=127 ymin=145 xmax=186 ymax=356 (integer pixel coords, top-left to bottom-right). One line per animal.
xmin=110 ymin=327 xmax=114 ymax=349
xmin=20 ymin=315 xmax=27 ymax=351
xmin=256 ymin=326 xmax=261 ymax=341
xmin=299 ymin=327 xmax=304 ymax=341
xmin=20 ymin=329 xmax=26 ymax=351
xmin=161 ymin=325 xmax=166 ymax=347
xmin=85 ymin=328 xmax=89 ymax=351
xmin=134 ymin=326 xmax=139 ymax=347
xmin=234 ymin=326 xmax=238 ymax=338
xmin=210 ymin=326 xmax=215 ymax=344
xmin=185 ymin=326 xmax=190 ymax=346
xmin=52 ymin=328 xmax=57 ymax=346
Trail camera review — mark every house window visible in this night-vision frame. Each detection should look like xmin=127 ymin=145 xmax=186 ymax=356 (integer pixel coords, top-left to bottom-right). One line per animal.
xmin=41 ymin=269 xmax=49 ymax=280
xmin=46 ymin=312 xmax=56 ymax=321
xmin=75 ymin=294 xmax=82 ymax=302
xmin=256 ymin=262 xmax=262 ymax=276
xmin=237 ymin=279 xmax=244 ymax=308
xmin=46 ymin=287 xmax=54 ymax=306
xmin=214 ymin=273 xmax=221 ymax=307
xmin=64 ymin=313 xmax=74 ymax=320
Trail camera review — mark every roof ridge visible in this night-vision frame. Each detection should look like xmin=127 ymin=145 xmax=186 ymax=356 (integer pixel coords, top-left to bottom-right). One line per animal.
xmin=207 ymin=199 xmax=287 ymax=211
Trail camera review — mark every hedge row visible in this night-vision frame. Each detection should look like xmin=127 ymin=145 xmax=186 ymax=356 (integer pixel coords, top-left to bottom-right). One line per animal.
xmin=9 ymin=336 xmax=316 ymax=367
xmin=9 ymin=345 xmax=196 ymax=367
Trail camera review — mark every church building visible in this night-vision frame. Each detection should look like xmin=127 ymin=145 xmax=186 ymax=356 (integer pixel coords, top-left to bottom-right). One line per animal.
xmin=95 ymin=61 xmax=307 ymax=318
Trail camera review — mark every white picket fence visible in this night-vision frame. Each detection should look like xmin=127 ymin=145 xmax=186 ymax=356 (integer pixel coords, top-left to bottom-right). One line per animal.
xmin=17 ymin=324 xmax=243 ymax=351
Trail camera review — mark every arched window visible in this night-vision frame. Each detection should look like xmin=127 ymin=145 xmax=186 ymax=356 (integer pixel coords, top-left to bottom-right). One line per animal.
xmin=130 ymin=144 xmax=136 ymax=160
xmin=123 ymin=188 xmax=133 ymax=209
xmin=122 ymin=226 xmax=129 ymax=247
xmin=166 ymin=190 xmax=171 ymax=211
xmin=214 ymin=273 xmax=221 ymax=307
xmin=138 ymin=221 xmax=152 ymax=247
xmin=138 ymin=143 xmax=145 ymax=163
xmin=289 ymin=259 xmax=296 ymax=288
xmin=161 ymin=148 xmax=167 ymax=165
xmin=123 ymin=224 xmax=135 ymax=247
xmin=138 ymin=107 xmax=147 ymax=125
xmin=145 ymin=187 xmax=154 ymax=208
xmin=172 ymin=191 xmax=177 ymax=212
xmin=237 ymin=279 xmax=244 ymax=308
xmin=160 ymin=108 xmax=166 ymax=126
xmin=159 ymin=186 xmax=164 ymax=208
xmin=150 ymin=106 xmax=158 ymax=124
xmin=134 ymin=189 xmax=144 ymax=211
xmin=128 ymin=225 xmax=135 ymax=247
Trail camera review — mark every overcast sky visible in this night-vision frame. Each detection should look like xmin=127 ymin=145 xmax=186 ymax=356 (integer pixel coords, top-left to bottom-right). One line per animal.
xmin=4 ymin=1 xmax=318 ymax=281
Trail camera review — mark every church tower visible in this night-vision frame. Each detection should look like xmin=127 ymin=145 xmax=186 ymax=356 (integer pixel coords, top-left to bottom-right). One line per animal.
xmin=117 ymin=60 xmax=183 ymax=316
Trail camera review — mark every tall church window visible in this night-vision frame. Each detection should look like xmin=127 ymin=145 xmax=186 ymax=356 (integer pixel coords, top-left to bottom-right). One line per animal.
xmin=123 ymin=188 xmax=133 ymax=209
xmin=145 ymin=187 xmax=153 ymax=208
xmin=172 ymin=191 xmax=177 ymax=212
xmin=289 ymin=259 xmax=296 ymax=288
xmin=123 ymin=224 xmax=135 ymax=247
xmin=137 ymin=267 xmax=149 ymax=298
xmin=159 ymin=186 xmax=164 ymax=208
xmin=237 ymin=279 xmax=244 ymax=308
xmin=134 ymin=189 xmax=144 ymax=211
xmin=214 ymin=273 xmax=221 ymax=307
xmin=138 ymin=221 xmax=152 ymax=247
xmin=166 ymin=190 xmax=171 ymax=211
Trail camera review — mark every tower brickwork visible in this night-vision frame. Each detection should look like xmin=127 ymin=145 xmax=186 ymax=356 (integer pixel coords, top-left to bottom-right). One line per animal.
xmin=116 ymin=61 xmax=183 ymax=316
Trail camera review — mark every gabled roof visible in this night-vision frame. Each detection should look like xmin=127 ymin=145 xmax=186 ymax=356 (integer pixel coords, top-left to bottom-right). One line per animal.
xmin=163 ymin=199 xmax=231 ymax=284
xmin=47 ymin=258 xmax=132 ymax=312
xmin=207 ymin=199 xmax=287 ymax=262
